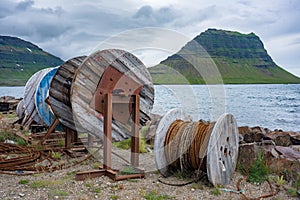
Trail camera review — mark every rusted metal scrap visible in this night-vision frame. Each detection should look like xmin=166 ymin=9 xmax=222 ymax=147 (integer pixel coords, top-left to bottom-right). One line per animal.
xmin=0 ymin=142 xmax=97 ymax=175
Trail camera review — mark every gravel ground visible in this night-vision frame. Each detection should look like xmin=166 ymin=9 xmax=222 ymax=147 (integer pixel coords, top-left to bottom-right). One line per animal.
xmin=0 ymin=147 xmax=299 ymax=200
xmin=0 ymin=112 xmax=299 ymax=200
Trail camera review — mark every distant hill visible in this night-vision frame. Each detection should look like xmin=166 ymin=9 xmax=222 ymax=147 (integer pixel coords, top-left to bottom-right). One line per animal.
xmin=149 ymin=28 xmax=300 ymax=84
xmin=0 ymin=36 xmax=64 ymax=86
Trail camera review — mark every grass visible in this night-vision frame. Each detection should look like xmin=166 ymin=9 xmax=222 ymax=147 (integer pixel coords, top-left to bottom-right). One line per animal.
xmin=276 ymin=175 xmax=285 ymax=186
xmin=240 ymin=154 xmax=269 ymax=184
xmin=119 ymin=166 xmax=144 ymax=175
xmin=0 ymin=131 xmax=11 ymax=142
xmin=113 ymin=137 xmax=148 ymax=153
xmin=18 ymin=179 xmax=29 ymax=184
xmin=49 ymin=188 xmax=69 ymax=199
xmin=144 ymin=190 xmax=174 ymax=200
xmin=93 ymin=188 xmax=101 ymax=193
xmin=51 ymin=151 xmax=62 ymax=160
xmin=110 ymin=195 xmax=119 ymax=200
xmin=210 ymin=187 xmax=221 ymax=196
xmin=287 ymin=188 xmax=298 ymax=197
xmin=93 ymin=162 xmax=101 ymax=169
xmin=16 ymin=137 xmax=27 ymax=146
xmin=30 ymin=179 xmax=64 ymax=189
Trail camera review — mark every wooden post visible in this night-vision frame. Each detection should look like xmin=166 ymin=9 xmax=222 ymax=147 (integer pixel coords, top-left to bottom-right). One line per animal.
xmin=88 ymin=134 xmax=94 ymax=147
xmin=131 ymin=95 xmax=140 ymax=167
xmin=103 ymin=93 xmax=113 ymax=169
xmin=65 ymin=128 xmax=72 ymax=149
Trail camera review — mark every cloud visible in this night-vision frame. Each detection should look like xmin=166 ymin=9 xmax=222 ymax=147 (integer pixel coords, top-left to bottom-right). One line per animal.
xmin=0 ymin=0 xmax=299 ymax=76
xmin=132 ymin=5 xmax=179 ymax=27
xmin=16 ymin=0 xmax=34 ymax=11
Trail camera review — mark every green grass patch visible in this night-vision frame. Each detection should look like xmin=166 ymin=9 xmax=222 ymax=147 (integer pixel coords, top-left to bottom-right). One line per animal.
xmin=51 ymin=151 xmax=62 ymax=160
xmin=30 ymin=179 xmax=64 ymax=189
xmin=110 ymin=195 xmax=119 ymax=200
xmin=16 ymin=137 xmax=27 ymax=146
xmin=240 ymin=154 xmax=269 ymax=184
xmin=18 ymin=179 xmax=29 ymax=184
xmin=93 ymin=188 xmax=101 ymax=193
xmin=113 ymin=138 xmax=148 ymax=153
xmin=119 ymin=166 xmax=143 ymax=175
xmin=210 ymin=187 xmax=221 ymax=196
xmin=49 ymin=188 xmax=69 ymax=198
xmin=144 ymin=190 xmax=174 ymax=200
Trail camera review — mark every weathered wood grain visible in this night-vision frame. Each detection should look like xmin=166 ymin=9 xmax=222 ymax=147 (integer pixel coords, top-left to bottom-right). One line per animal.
xmin=35 ymin=67 xmax=59 ymax=127
xmin=206 ymin=113 xmax=239 ymax=186
xmin=71 ymin=49 xmax=154 ymax=141
xmin=49 ymin=56 xmax=87 ymax=132
xmin=22 ymin=68 xmax=53 ymax=127
xmin=154 ymin=108 xmax=189 ymax=177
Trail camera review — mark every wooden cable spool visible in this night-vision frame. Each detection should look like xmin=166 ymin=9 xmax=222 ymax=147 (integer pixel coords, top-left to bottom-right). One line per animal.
xmin=71 ymin=49 xmax=154 ymax=141
xmin=16 ymin=99 xmax=25 ymax=119
xmin=22 ymin=68 xmax=53 ymax=127
xmin=35 ymin=67 xmax=60 ymax=127
xmin=154 ymin=108 xmax=239 ymax=186
xmin=49 ymin=56 xmax=87 ymax=132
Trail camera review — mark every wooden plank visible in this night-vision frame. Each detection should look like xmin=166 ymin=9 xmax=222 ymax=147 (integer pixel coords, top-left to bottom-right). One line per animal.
xmin=23 ymin=68 xmax=53 ymax=127
xmin=49 ymin=56 xmax=86 ymax=131
xmin=206 ymin=113 xmax=239 ymax=186
xmin=154 ymin=108 xmax=189 ymax=176
xmin=131 ymin=95 xmax=140 ymax=167
xmin=71 ymin=49 xmax=154 ymax=142
xmin=35 ymin=67 xmax=59 ymax=126
xmin=103 ymin=93 xmax=113 ymax=169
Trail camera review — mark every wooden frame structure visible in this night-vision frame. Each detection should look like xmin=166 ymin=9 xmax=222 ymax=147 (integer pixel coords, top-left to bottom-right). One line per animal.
xmin=76 ymin=66 xmax=145 ymax=181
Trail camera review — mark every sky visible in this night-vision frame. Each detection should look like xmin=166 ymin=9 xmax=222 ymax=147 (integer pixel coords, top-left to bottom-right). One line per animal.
xmin=1 ymin=0 xmax=300 ymax=77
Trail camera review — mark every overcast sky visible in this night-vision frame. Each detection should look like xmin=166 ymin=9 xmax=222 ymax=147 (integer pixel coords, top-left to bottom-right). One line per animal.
xmin=1 ymin=0 xmax=300 ymax=77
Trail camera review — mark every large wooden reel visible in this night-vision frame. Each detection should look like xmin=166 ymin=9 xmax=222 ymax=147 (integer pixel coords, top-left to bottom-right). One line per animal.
xmin=49 ymin=56 xmax=87 ymax=132
xmin=22 ymin=68 xmax=53 ymax=127
xmin=35 ymin=67 xmax=59 ymax=127
xmin=71 ymin=49 xmax=154 ymax=141
xmin=154 ymin=109 xmax=239 ymax=186
xmin=206 ymin=113 xmax=239 ymax=186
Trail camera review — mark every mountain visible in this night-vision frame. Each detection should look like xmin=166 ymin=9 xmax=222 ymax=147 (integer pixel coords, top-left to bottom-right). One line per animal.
xmin=0 ymin=36 xmax=64 ymax=86
xmin=149 ymin=28 xmax=300 ymax=84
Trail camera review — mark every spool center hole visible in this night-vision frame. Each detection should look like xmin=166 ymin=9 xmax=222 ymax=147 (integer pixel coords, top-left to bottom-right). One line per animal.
xmin=224 ymin=147 xmax=228 ymax=157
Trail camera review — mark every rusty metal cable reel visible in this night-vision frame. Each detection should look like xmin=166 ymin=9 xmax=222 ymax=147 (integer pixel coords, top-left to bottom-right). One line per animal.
xmin=71 ymin=49 xmax=154 ymax=141
xmin=22 ymin=68 xmax=53 ymax=127
xmin=154 ymin=108 xmax=239 ymax=186
xmin=49 ymin=56 xmax=87 ymax=132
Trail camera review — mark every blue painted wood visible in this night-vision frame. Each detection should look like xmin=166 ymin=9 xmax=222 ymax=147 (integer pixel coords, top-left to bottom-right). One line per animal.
xmin=35 ymin=67 xmax=61 ymax=129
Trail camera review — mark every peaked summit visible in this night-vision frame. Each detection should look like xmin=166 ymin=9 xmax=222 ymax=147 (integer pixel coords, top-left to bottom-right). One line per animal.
xmin=149 ymin=28 xmax=300 ymax=84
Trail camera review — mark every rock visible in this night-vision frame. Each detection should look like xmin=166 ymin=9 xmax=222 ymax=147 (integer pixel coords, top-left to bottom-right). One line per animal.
xmin=19 ymin=193 xmax=25 ymax=197
xmin=274 ymin=146 xmax=300 ymax=160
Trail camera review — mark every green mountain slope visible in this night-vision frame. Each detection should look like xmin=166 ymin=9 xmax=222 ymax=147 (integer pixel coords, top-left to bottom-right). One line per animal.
xmin=0 ymin=36 xmax=64 ymax=86
xmin=149 ymin=28 xmax=300 ymax=84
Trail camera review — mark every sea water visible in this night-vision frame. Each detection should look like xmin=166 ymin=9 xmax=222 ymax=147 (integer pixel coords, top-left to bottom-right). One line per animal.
xmin=0 ymin=84 xmax=299 ymax=131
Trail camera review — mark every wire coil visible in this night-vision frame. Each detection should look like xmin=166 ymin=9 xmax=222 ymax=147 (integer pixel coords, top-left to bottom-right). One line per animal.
xmin=164 ymin=119 xmax=215 ymax=176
